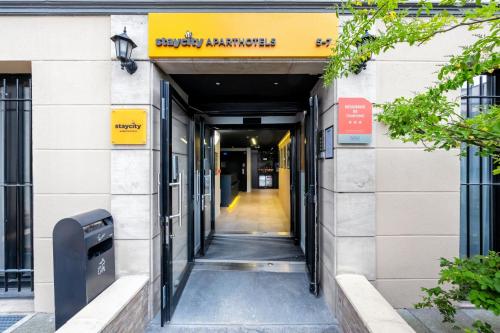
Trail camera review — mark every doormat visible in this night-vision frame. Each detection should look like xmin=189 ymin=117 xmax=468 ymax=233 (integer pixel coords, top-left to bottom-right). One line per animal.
xmin=0 ymin=315 xmax=25 ymax=332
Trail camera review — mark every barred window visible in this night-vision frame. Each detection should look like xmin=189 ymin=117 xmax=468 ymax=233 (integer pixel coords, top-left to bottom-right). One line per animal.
xmin=0 ymin=75 xmax=33 ymax=293
xmin=460 ymin=72 xmax=499 ymax=257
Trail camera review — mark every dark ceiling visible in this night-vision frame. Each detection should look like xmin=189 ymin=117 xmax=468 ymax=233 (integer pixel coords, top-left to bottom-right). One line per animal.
xmin=172 ymin=74 xmax=319 ymax=116
xmin=220 ymin=129 xmax=288 ymax=149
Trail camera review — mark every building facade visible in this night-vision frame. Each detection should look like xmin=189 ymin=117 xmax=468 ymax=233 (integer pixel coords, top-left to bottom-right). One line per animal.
xmin=0 ymin=1 xmax=496 ymax=323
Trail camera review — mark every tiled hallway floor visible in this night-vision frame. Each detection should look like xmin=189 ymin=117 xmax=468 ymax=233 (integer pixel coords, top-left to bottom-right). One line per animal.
xmin=203 ymin=235 xmax=304 ymax=261
xmin=216 ymin=189 xmax=290 ymax=234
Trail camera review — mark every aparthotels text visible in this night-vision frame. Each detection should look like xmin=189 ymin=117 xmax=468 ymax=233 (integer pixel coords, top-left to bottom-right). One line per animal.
xmin=155 ymin=37 xmax=277 ymax=48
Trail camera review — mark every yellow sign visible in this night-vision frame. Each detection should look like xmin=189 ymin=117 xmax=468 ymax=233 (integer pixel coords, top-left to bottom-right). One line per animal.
xmin=111 ymin=109 xmax=147 ymax=145
xmin=148 ymin=13 xmax=337 ymax=58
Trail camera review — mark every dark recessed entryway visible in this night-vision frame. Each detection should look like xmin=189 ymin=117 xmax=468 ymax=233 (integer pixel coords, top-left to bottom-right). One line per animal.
xmin=219 ymin=129 xmax=287 ymax=149
xmin=172 ymin=74 xmax=319 ymax=115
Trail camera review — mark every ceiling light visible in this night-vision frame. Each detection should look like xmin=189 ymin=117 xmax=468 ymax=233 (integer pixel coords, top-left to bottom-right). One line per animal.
xmin=215 ymin=82 xmax=221 ymax=86
xmin=251 ymin=137 xmax=257 ymax=145
xmin=273 ymin=82 xmax=279 ymax=86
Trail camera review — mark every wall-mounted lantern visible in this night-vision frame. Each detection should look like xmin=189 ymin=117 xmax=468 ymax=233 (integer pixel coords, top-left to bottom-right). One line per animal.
xmin=111 ymin=27 xmax=137 ymax=75
xmin=352 ymin=31 xmax=375 ymax=75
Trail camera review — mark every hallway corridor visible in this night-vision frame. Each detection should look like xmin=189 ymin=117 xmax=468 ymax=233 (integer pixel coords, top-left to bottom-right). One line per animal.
xmin=216 ymin=189 xmax=289 ymax=234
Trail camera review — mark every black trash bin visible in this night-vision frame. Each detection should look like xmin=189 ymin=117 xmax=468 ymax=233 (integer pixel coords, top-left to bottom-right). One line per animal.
xmin=53 ymin=209 xmax=115 ymax=329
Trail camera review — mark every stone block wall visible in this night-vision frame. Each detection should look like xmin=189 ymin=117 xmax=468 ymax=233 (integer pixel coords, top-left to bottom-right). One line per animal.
xmin=102 ymin=279 xmax=149 ymax=333
xmin=335 ymin=274 xmax=415 ymax=333
xmin=317 ymin=21 xmax=467 ymax=312
xmin=57 ymin=275 xmax=149 ymax=333
xmin=0 ymin=16 xmax=113 ymax=313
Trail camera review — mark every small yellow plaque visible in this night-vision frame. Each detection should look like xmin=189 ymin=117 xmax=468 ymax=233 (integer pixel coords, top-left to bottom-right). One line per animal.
xmin=111 ymin=109 xmax=147 ymax=145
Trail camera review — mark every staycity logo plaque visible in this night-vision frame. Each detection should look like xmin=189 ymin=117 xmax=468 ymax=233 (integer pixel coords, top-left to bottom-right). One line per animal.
xmin=111 ymin=109 xmax=147 ymax=145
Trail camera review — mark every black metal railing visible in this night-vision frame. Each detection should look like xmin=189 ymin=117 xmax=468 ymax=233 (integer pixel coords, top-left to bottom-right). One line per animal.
xmin=0 ymin=75 xmax=33 ymax=294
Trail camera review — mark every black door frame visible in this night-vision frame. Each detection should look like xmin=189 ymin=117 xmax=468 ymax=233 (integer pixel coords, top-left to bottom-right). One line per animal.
xmin=305 ymin=95 xmax=320 ymax=296
xmin=290 ymin=124 xmax=301 ymax=245
xmin=197 ymin=120 xmax=216 ymax=256
xmin=159 ymin=80 xmax=195 ymax=326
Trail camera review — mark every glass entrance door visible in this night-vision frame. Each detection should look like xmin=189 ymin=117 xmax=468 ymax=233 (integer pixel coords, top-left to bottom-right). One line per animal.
xmin=305 ymin=95 xmax=320 ymax=296
xmin=196 ymin=120 xmax=215 ymax=256
xmin=159 ymin=80 xmax=193 ymax=325
xmin=194 ymin=120 xmax=202 ymax=254
xmin=201 ymin=124 xmax=214 ymax=248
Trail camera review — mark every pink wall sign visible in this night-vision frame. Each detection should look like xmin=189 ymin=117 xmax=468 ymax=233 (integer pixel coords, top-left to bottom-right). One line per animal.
xmin=338 ymin=97 xmax=372 ymax=144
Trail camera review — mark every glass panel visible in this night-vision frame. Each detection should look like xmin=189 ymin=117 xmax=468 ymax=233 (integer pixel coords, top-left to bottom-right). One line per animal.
xmin=119 ymin=39 xmax=128 ymax=58
xmin=0 ymin=79 xmax=3 ymax=270
xmin=126 ymin=42 xmax=133 ymax=60
xmin=468 ymin=146 xmax=480 ymax=184
xmin=468 ymin=185 xmax=481 ymax=256
xmin=171 ymin=100 xmax=189 ymax=294
xmin=22 ymin=187 xmax=32 ymax=269
xmin=203 ymin=132 xmax=212 ymax=238
xmin=0 ymin=79 xmax=5 ymax=185
xmin=460 ymin=145 xmax=467 ymax=184
xmin=23 ymin=85 xmax=31 ymax=184
xmin=481 ymin=184 xmax=491 ymax=255
xmin=0 ymin=188 xmax=4 ymax=270
xmin=459 ymin=185 xmax=468 ymax=257
xmin=194 ymin=123 xmax=201 ymax=252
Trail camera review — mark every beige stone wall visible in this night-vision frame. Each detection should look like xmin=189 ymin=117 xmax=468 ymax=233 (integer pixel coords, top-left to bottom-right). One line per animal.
xmin=0 ymin=12 xmax=467 ymax=317
xmin=316 ymin=19 xmax=465 ymax=312
xmin=109 ymin=14 xmax=159 ymax=320
xmin=0 ymin=16 xmax=112 ymax=313
xmin=313 ymin=18 xmax=473 ymax=310
xmin=0 ymin=14 xmax=161 ymax=316
xmin=373 ymin=28 xmax=464 ymax=307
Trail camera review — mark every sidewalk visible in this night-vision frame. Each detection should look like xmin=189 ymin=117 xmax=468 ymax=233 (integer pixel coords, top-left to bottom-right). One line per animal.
xmin=8 ymin=313 xmax=54 ymax=333
xmin=398 ymin=308 xmax=500 ymax=333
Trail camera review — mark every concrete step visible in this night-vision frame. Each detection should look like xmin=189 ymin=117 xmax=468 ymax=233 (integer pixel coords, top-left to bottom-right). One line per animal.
xmin=146 ymin=269 xmax=339 ymax=333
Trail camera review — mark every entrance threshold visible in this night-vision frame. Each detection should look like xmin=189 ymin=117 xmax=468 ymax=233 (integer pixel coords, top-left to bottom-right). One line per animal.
xmin=215 ymin=231 xmax=292 ymax=237
xmin=193 ymin=260 xmax=306 ymax=273
xmin=147 ymin=269 xmax=339 ymax=333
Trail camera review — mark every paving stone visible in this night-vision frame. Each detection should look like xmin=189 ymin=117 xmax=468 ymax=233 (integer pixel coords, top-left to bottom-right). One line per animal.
xmin=11 ymin=313 xmax=55 ymax=333
xmin=408 ymin=308 xmax=479 ymax=333
xmin=462 ymin=309 xmax=500 ymax=332
xmin=397 ymin=309 xmax=432 ymax=333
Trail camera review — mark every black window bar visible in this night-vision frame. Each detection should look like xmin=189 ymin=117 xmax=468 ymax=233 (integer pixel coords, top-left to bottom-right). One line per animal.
xmin=0 ymin=75 xmax=33 ymax=294
xmin=460 ymin=72 xmax=500 ymax=257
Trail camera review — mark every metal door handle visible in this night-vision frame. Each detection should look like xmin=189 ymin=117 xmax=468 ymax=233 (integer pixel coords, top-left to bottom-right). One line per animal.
xmin=157 ymin=172 xmax=161 ymax=227
xmin=169 ymin=172 xmax=183 ymax=228
xmin=196 ymin=170 xmax=200 ymax=203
